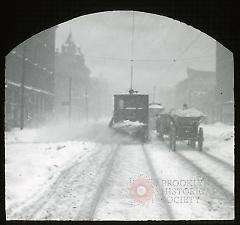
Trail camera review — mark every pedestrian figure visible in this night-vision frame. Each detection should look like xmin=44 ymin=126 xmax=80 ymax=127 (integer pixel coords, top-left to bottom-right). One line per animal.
xmin=183 ymin=103 xmax=188 ymax=110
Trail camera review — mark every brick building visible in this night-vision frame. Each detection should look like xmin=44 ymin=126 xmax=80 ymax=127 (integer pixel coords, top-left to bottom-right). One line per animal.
xmin=174 ymin=68 xmax=216 ymax=122
xmin=5 ymin=27 xmax=57 ymax=129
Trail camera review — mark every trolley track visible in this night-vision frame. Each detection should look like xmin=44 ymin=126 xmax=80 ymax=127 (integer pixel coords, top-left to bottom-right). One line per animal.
xmin=160 ymin=137 xmax=233 ymax=180
xmin=141 ymin=144 xmax=174 ymax=219
xmin=10 ymin=142 xmax=174 ymax=220
xmin=144 ymin=140 xmax=234 ymax=219
xmin=175 ymin=142 xmax=234 ymax=172
xmin=175 ymin=151 xmax=234 ymax=201
xmin=201 ymin=148 xmax=234 ymax=172
xmin=158 ymin=138 xmax=234 ymax=199
xmin=8 ymin=137 xmax=234 ymax=220
xmin=91 ymin=143 xmax=174 ymax=220
xmin=75 ymin=144 xmax=120 ymax=220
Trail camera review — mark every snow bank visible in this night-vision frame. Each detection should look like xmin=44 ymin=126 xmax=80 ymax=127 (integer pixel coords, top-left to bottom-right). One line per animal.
xmin=5 ymin=128 xmax=38 ymax=144
xmin=203 ymin=122 xmax=234 ymax=142
xmin=202 ymin=122 xmax=234 ymax=164
xmin=5 ymin=119 xmax=134 ymax=216
xmin=5 ymin=119 xmax=132 ymax=144
xmin=171 ymin=108 xmax=205 ymax=117
xmin=112 ymin=120 xmax=145 ymax=135
xmin=149 ymin=104 xmax=164 ymax=109
xmin=5 ymin=140 xmax=97 ymax=214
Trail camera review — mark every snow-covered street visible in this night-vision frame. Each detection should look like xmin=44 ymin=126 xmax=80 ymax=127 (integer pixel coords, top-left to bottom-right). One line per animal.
xmin=5 ymin=121 xmax=234 ymax=220
xmin=5 ymin=8 xmax=234 ymax=222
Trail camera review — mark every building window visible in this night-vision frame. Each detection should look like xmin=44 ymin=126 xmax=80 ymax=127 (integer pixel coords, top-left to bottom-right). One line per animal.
xmin=119 ymin=99 xmax=124 ymax=109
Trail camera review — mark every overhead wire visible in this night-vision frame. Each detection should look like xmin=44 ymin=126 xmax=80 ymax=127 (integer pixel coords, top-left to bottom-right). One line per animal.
xmin=130 ymin=10 xmax=135 ymax=90
xmin=9 ymin=50 xmax=54 ymax=75
xmin=8 ymin=17 xmax=217 ymax=79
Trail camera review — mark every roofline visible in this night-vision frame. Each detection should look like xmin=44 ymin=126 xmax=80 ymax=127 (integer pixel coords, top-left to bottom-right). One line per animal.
xmin=114 ymin=94 xmax=148 ymax=96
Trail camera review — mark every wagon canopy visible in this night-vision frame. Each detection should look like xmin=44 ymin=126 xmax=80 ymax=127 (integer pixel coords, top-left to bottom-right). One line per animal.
xmin=149 ymin=103 xmax=164 ymax=109
xmin=171 ymin=108 xmax=205 ymax=117
xmin=171 ymin=108 xmax=205 ymax=125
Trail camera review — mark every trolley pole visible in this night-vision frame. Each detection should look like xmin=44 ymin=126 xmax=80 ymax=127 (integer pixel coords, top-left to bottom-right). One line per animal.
xmin=85 ymin=86 xmax=88 ymax=122
xmin=130 ymin=11 xmax=135 ymax=91
xmin=130 ymin=60 xmax=134 ymax=90
xmin=68 ymin=77 xmax=72 ymax=126
xmin=20 ymin=44 xmax=26 ymax=130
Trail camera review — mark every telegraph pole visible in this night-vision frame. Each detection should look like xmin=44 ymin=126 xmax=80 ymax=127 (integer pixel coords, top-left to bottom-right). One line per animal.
xmin=68 ymin=77 xmax=72 ymax=125
xmin=20 ymin=44 xmax=26 ymax=130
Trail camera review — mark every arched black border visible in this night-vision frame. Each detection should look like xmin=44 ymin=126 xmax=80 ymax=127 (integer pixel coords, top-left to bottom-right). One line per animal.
xmin=1 ymin=0 xmax=239 ymax=223
xmin=2 ymin=0 xmax=238 ymax=54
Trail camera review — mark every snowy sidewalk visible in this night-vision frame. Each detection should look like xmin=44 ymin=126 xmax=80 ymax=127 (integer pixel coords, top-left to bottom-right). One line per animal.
xmin=5 ymin=141 xmax=98 ymax=218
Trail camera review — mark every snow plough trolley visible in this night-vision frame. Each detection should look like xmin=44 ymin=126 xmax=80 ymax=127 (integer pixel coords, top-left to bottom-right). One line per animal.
xmin=109 ymin=89 xmax=149 ymax=142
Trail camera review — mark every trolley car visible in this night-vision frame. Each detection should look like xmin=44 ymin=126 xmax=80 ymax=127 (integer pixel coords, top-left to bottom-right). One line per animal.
xmin=109 ymin=89 xmax=149 ymax=142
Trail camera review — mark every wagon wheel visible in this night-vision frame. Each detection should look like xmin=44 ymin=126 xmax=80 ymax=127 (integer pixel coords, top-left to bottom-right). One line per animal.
xmin=169 ymin=133 xmax=172 ymax=149
xmin=144 ymin=131 xmax=149 ymax=143
xmin=172 ymin=135 xmax=176 ymax=151
xmin=190 ymin=140 xmax=196 ymax=149
xmin=198 ymin=127 xmax=204 ymax=151
xmin=159 ymin=133 xmax=164 ymax=141
xmin=159 ymin=128 xmax=164 ymax=141
xmin=169 ymin=126 xmax=176 ymax=151
xmin=140 ymin=129 xmax=148 ymax=143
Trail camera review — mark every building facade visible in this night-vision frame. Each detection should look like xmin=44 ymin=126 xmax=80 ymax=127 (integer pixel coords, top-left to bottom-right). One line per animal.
xmin=215 ymin=42 xmax=234 ymax=124
xmin=5 ymin=27 xmax=57 ymax=129
xmin=158 ymin=87 xmax=175 ymax=110
xmin=174 ymin=68 xmax=216 ymax=122
xmin=54 ymin=32 xmax=91 ymax=122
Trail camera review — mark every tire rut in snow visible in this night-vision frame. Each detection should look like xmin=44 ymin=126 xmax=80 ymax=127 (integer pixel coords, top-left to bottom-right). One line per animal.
xmin=10 ymin=159 xmax=81 ymax=220
xmin=142 ymin=144 xmax=174 ymax=220
xmin=10 ymin=146 xmax=107 ymax=220
xmin=76 ymin=144 xmax=120 ymax=220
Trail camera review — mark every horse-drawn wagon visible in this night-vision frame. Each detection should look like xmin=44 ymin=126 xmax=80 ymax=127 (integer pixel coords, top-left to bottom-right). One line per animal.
xmin=156 ymin=108 xmax=205 ymax=151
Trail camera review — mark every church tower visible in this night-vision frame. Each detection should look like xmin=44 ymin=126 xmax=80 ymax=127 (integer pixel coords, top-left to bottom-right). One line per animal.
xmin=54 ymin=30 xmax=91 ymax=122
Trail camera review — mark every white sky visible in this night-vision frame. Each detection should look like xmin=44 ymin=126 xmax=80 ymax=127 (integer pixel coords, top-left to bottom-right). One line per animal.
xmin=55 ymin=11 xmax=216 ymax=94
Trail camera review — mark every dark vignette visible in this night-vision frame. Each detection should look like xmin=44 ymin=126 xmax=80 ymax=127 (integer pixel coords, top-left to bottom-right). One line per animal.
xmin=1 ymin=0 xmax=238 ymax=224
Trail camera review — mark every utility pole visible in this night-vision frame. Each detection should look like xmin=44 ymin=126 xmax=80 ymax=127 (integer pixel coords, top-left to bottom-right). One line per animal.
xmin=20 ymin=44 xmax=26 ymax=130
xmin=68 ymin=77 xmax=72 ymax=125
